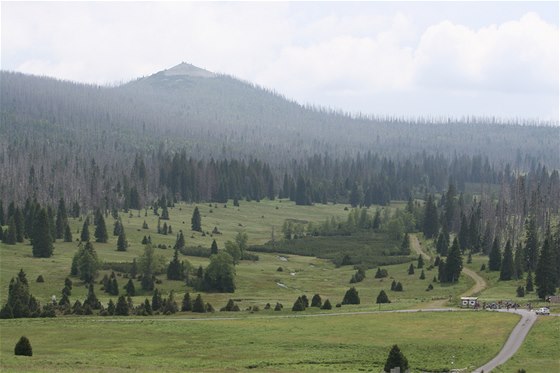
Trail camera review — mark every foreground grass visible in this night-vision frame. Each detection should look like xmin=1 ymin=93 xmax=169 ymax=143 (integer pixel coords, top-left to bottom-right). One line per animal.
xmin=494 ymin=316 xmax=560 ymax=372
xmin=0 ymin=311 xmax=518 ymax=372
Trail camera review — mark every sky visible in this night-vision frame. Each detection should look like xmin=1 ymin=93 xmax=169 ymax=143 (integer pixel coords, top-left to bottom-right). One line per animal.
xmin=1 ymin=1 xmax=559 ymax=121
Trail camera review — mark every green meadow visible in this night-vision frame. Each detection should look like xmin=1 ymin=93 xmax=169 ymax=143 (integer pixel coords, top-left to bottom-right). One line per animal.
xmin=0 ymin=311 xmax=519 ymax=372
xmin=0 ymin=200 xmax=552 ymax=372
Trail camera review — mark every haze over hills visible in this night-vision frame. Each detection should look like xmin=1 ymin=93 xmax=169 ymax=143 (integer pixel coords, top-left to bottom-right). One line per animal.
xmin=0 ymin=63 xmax=558 ymax=209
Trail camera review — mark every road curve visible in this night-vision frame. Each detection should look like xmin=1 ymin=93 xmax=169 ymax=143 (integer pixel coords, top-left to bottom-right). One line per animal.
xmin=472 ymin=309 xmax=537 ymax=372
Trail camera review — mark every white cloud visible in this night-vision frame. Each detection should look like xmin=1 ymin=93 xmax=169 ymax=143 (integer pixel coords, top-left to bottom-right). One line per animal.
xmin=1 ymin=2 xmax=558 ymax=119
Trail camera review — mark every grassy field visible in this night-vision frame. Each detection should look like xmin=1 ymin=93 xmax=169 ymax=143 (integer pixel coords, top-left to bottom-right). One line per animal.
xmin=0 ymin=311 xmax=519 ymax=372
xmin=494 ymin=316 xmax=560 ymax=372
xmin=1 ymin=200 xmax=473 ymax=311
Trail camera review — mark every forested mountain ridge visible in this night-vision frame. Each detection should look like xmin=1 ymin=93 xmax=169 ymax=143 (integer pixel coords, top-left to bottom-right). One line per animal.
xmin=0 ymin=63 xmax=558 ymax=211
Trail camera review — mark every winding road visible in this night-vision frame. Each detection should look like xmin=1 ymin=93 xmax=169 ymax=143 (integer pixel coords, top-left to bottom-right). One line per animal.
xmin=410 ymin=234 xmax=542 ymax=373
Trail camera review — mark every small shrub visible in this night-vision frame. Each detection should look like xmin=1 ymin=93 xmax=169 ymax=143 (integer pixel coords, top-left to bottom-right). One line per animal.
xmin=480 ymin=263 xmax=486 ymax=271
xmin=426 ymin=283 xmax=434 ymax=291
xmin=516 ymin=286 xmax=525 ymax=297
xmin=394 ymin=282 xmax=403 ymax=291
xmin=14 ymin=336 xmax=32 ymax=356
xmin=376 ymin=290 xmax=391 ymax=304
xmin=36 ymin=275 xmax=45 ymax=283
xmin=264 ymin=303 xmax=271 ymax=310
xmin=321 ymin=299 xmax=332 ymax=310
xmin=375 ymin=268 xmax=388 ymax=278
xmin=276 ymin=266 xmax=283 ymax=272
xmin=274 ymin=302 xmax=283 ymax=311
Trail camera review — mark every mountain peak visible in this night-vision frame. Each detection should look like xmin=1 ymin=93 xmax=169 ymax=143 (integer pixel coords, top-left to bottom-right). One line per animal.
xmin=163 ymin=62 xmax=216 ymax=78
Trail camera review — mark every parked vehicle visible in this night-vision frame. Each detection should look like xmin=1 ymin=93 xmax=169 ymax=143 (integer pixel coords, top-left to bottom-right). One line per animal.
xmin=535 ymin=307 xmax=550 ymax=315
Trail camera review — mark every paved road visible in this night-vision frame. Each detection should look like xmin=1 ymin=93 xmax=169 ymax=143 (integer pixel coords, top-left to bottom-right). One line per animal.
xmin=472 ymin=309 xmax=538 ymax=372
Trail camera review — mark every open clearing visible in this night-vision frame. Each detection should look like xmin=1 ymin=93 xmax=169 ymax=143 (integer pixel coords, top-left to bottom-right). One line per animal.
xmin=0 ymin=311 xmax=519 ymax=372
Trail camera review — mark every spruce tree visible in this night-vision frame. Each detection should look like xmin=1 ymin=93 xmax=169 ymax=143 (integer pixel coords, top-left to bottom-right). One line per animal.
xmin=174 ymin=230 xmax=185 ymax=250
xmin=124 ymin=279 xmax=136 ymax=296
xmin=94 ymin=214 xmax=108 ymax=243
xmin=181 ymin=292 xmax=192 ymax=311
xmin=514 ymin=242 xmax=524 ymax=280
xmin=422 ymin=194 xmax=439 ymax=239
xmin=408 ymin=263 xmax=415 ymax=275
xmin=500 ymin=240 xmax=515 ymax=281
xmin=535 ymin=238 xmax=557 ymax=299
xmin=55 ymin=198 xmax=68 ymax=240
xmin=191 ymin=207 xmax=202 ymax=232
xmin=14 ymin=336 xmax=32 ymax=356
xmin=117 ymin=229 xmax=128 ymax=251
xmin=376 ymin=290 xmax=390 ymax=304
xmin=14 ymin=208 xmax=24 ymax=243
xmin=4 ymin=217 xmax=17 ymax=244
xmin=151 ymin=289 xmax=162 ymax=311
xmin=436 ymin=229 xmax=449 ymax=256
xmin=107 ymin=299 xmax=115 ymax=315
xmin=400 ymin=233 xmax=410 ymax=255
xmin=342 ymin=287 xmax=360 ymax=305
xmin=420 ymin=269 xmax=425 ymax=280
xmin=192 ymin=294 xmax=206 ymax=313
xmin=64 ymin=223 xmax=73 ymax=242
xmin=211 ymin=239 xmax=219 ymax=255
xmin=524 ymin=216 xmax=539 ymax=271
xmin=525 ymin=270 xmax=534 ymax=292
xmin=321 ymin=299 xmax=332 ymax=310
xmin=311 ymin=294 xmax=322 ymax=308
xmin=115 ymin=295 xmax=129 ymax=316
xmin=291 ymin=296 xmax=306 ymax=311
xmin=167 ymin=248 xmax=184 ymax=280
xmin=417 ymin=254 xmax=424 ymax=269
xmin=113 ymin=220 xmax=122 ymax=236
xmin=80 ymin=219 xmax=90 ymax=242
xmin=488 ymin=237 xmax=502 ymax=271
xmin=384 ymin=344 xmax=408 ymax=373
xmin=32 ymin=208 xmax=54 ymax=258
xmin=445 ymin=237 xmax=463 ymax=283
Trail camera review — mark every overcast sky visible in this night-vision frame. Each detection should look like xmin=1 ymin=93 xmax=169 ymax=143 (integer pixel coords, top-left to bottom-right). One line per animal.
xmin=1 ymin=1 xmax=558 ymax=121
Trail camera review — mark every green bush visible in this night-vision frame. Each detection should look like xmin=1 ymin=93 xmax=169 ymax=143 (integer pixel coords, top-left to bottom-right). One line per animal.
xmin=14 ymin=336 xmax=32 ymax=356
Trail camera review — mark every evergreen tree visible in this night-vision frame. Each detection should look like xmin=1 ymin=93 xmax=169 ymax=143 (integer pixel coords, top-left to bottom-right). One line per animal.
xmin=115 ymin=295 xmax=129 ymax=316
xmin=14 ymin=208 xmax=24 ymax=242
xmin=151 ymin=289 xmax=162 ymax=311
xmin=144 ymin=299 xmax=153 ymax=315
xmin=408 ymin=263 xmax=415 ymax=275
xmin=0 ymin=199 xmax=4 ymax=226
xmin=535 ymin=238 xmax=557 ymax=299
xmin=321 ymin=299 xmax=332 ymax=310
xmin=55 ymin=198 xmax=68 ymax=239
xmin=167 ymin=248 xmax=184 ymax=280
xmin=80 ymin=219 xmax=90 ymax=242
xmin=422 ymin=194 xmax=439 ymax=239
xmin=295 ymin=175 xmax=311 ymax=205
xmin=124 ymin=279 xmax=136 ymax=296
xmin=417 ymin=254 xmax=424 ymax=269
xmin=14 ymin=336 xmax=32 ymax=356
xmin=500 ymin=240 xmax=515 ymax=281
xmin=181 ymin=292 xmax=192 ymax=311
xmin=524 ymin=216 xmax=539 ymax=271
xmin=488 ymin=237 xmax=502 ymax=271
xmin=32 ymin=208 xmax=54 ymax=258
xmin=342 ymin=287 xmax=360 ymax=305
xmin=4 ymin=217 xmax=17 ymax=244
xmin=191 ymin=207 xmax=202 ymax=232
xmin=376 ymin=290 xmax=391 ymax=304
xmin=481 ymin=222 xmax=493 ymax=255
xmin=74 ymin=241 xmax=99 ymax=283
xmin=94 ymin=214 xmax=108 ymax=243
xmin=384 ymin=344 xmax=408 ymax=373
xmin=192 ymin=294 xmax=206 ymax=313
xmin=174 ymin=230 xmax=185 ymax=250
xmin=436 ymin=229 xmax=449 ymax=256
xmin=400 ymin=233 xmax=410 ymax=255
xmin=110 ymin=277 xmax=119 ymax=296
xmin=210 ymin=239 xmax=219 ymax=255
xmin=458 ymin=213 xmax=469 ymax=252
xmin=84 ymin=283 xmax=101 ymax=309
xmin=311 ymin=294 xmax=322 ymax=308
xmin=64 ymin=223 xmax=73 ymax=242
xmin=130 ymin=258 xmax=138 ymax=279
xmin=113 ymin=219 xmax=122 ymax=236
xmin=526 ymin=270 xmax=534 ymax=292
xmin=107 ymin=299 xmax=115 ymax=315
xmin=514 ymin=242 xmax=524 ymax=280
xmin=419 ymin=269 xmax=426 ymax=280
xmin=445 ymin=237 xmax=463 ymax=283
xmin=117 ymin=229 xmax=128 ymax=251
xmin=292 ymin=296 xmax=306 ymax=311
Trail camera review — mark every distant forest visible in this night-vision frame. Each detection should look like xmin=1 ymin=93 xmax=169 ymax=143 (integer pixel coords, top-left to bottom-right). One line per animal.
xmin=0 ymin=68 xmax=558 ymax=235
